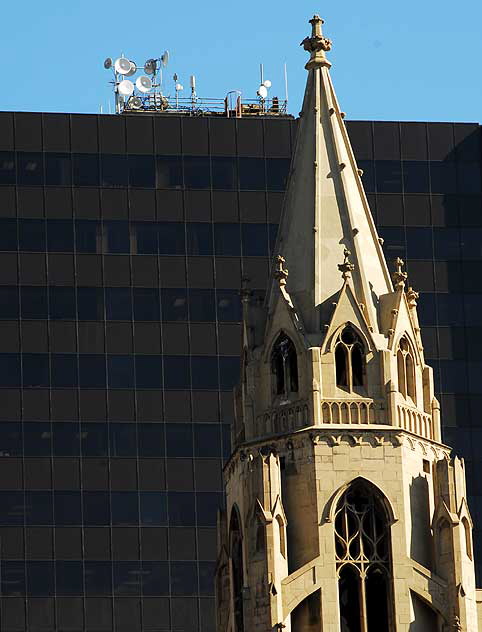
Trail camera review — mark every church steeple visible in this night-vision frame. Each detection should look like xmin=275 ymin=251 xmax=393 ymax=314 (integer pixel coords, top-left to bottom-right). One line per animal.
xmin=272 ymin=15 xmax=392 ymax=333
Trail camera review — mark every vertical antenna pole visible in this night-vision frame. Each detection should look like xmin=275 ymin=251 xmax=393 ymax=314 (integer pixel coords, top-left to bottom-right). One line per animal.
xmin=260 ymin=63 xmax=264 ymax=85
xmin=284 ymin=63 xmax=289 ymax=107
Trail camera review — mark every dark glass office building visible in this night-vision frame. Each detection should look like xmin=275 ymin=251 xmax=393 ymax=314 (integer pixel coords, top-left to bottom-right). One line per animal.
xmin=0 ymin=110 xmax=480 ymax=630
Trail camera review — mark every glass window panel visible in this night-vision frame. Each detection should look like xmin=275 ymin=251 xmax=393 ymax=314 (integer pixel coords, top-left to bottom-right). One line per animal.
xmin=375 ymin=161 xmax=402 ymax=193
xmin=129 ymin=155 xmax=155 ymax=188
xmin=430 ymin=161 xmax=456 ymax=194
xmin=0 ymin=152 xmax=16 ymax=184
xmin=84 ymin=561 xmax=112 ymax=595
xmin=140 ymin=492 xmax=167 ymax=525
xmin=356 ymin=160 xmax=375 ymax=192
xmin=158 ymin=223 xmax=185 ymax=255
xmin=105 ymin=221 xmax=130 ymax=254
xmin=460 ymin=228 xmax=482 ymax=259
xmin=20 ymin=287 xmax=48 ymax=319
xmin=78 ymin=355 xmax=106 ymax=388
xmin=75 ymin=220 xmax=101 ymax=253
xmin=133 ymin=289 xmax=160 ymax=321
xmin=0 ymin=353 xmax=20 ymax=386
xmin=266 ymin=158 xmax=290 ymax=191
xmin=170 ymin=561 xmax=198 ymax=594
xmin=25 ymin=492 xmax=53 ymax=525
xmin=199 ymin=561 xmax=215 ymax=595
xmin=45 ymin=153 xmax=72 ymax=186
xmin=109 ymin=423 xmax=137 ymax=457
xmin=156 ymin=156 xmax=183 ymax=189
xmin=186 ymin=223 xmax=213 ymax=256
xmin=379 ymin=227 xmax=406 ymax=260
xmin=417 ymin=292 xmax=437 ymax=326
xmin=142 ymin=561 xmax=169 ymax=595
xmin=23 ymin=423 xmax=51 ymax=456
xmin=0 ymin=492 xmax=24 ymax=525
xmin=166 ymin=424 xmax=193 ymax=458
xmin=211 ymin=157 xmax=236 ymax=190
xmin=216 ymin=290 xmax=241 ymax=322
xmin=113 ymin=561 xmax=141 ymax=594
xmin=111 ymin=493 xmax=139 ymax=526
xmin=77 ymin=288 xmax=104 ymax=320
xmin=0 ymin=423 xmax=22 ymax=456
xmin=168 ymin=493 xmax=196 ymax=527
xmin=137 ymin=424 xmax=164 ymax=457
xmin=19 ymin=219 xmax=45 ymax=251
xmin=402 ymin=161 xmax=430 ymax=193
xmin=47 ymin=220 xmax=74 ymax=252
xmin=22 ymin=354 xmax=49 ymax=388
xmin=0 ymin=288 xmax=19 ymax=319
xmin=196 ymin=492 xmax=223 ymax=526
xmin=53 ymin=491 xmax=82 ymax=526
xmin=83 ymin=492 xmax=110 ymax=526
xmin=101 ymin=154 xmax=128 ymax=187
xmin=405 ymin=228 xmax=433 ymax=259
xmin=107 ymin=355 xmax=135 ymax=388
xmin=184 ymin=157 xmax=211 ymax=189
xmin=242 ymin=224 xmax=268 ymax=256
xmin=72 ymin=154 xmax=100 ymax=186
xmin=161 ymin=289 xmax=188 ymax=321
xmin=214 ymin=224 xmax=241 ymax=256
xmin=457 ymin=162 xmax=481 ymax=194
xmin=52 ymin=424 xmax=80 ymax=457
xmin=193 ymin=425 xmax=221 ymax=458
xmin=27 ymin=561 xmax=54 ymax=595
xmin=135 ymin=356 xmax=163 ymax=389
xmin=51 ymin=354 xmax=78 ymax=388
xmin=219 ymin=357 xmax=240 ymax=390
xmin=80 ymin=423 xmax=108 ymax=457
xmin=56 ymin=561 xmax=83 ymax=595
xmin=189 ymin=289 xmax=215 ymax=322
xmin=106 ymin=288 xmax=132 ymax=320
xmin=1 ymin=561 xmax=25 ymax=595
xmin=191 ymin=357 xmax=218 ymax=390
xmin=239 ymin=158 xmax=266 ymax=190
xmin=17 ymin=152 xmax=44 ymax=185
xmin=163 ymin=356 xmax=190 ymax=389
xmin=0 ymin=219 xmax=18 ymax=250
xmin=133 ymin=223 xmax=158 ymax=254
xmin=49 ymin=287 xmax=76 ymax=320
xmin=433 ymin=228 xmax=461 ymax=260
xmin=437 ymin=294 xmax=464 ymax=326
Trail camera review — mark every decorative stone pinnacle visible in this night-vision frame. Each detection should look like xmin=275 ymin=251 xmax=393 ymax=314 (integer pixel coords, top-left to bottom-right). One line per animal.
xmin=240 ymin=275 xmax=252 ymax=303
xmin=274 ymin=255 xmax=289 ymax=286
xmin=392 ymin=257 xmax=408 ymax=289
xmin=453 ymin=615 xmax=462 ymax=631
xmin=301 ymin=15 xmax=332 ymax=70
xmin=338 ymin=248 xmax=355 ymax=280
xmin=406 ymin=286 xmax=419 ymax=308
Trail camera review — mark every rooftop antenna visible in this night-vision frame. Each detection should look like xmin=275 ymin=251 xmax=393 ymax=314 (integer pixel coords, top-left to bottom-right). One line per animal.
xmin=284 ymin=62 xmax=289 ymax=106
xmin=190 ymin=75 xmax=197 ymax=107
xmin=173 ymin=73 xmax=183 ymax=109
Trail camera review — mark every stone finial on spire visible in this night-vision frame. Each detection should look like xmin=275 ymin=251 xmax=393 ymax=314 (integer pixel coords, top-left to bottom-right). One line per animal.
xmin=274 ymin=255 xmax=289 ymax=287
xmin=406 ymin=286 xmax=419 ymax=309
xmin=338 ymin=248 xmax=355 ymax=280
xmin=301 ymin=15 xmax=332 ymax=70
xmin=392 ymin=257 xmax=408 ymax=289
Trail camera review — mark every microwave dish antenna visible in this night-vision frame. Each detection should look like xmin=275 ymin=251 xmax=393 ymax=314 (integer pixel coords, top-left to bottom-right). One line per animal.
xmin=257 ymin=84 xmax=268 ymax=99
xmin=129 ymin=96 xmax=143 ymax=109
xmin=263 ymin=79 xmax=272 ymax=88
xmin=136 ymin=75 xmax=152 ymax=93
xmin=161 ymin=51 xmax=169 ymax=67
xmin=144 ymin=58 xmax=157 ymax=75
xmin=115 ymin=57 xmax=131 ymax=75
xmin=104 ymin=57 xmax=113 ymax=70
xmin=125 ymin=61 xmax=137 ymax=77
xmin=118 ymin=79 xmax=134 ymax=96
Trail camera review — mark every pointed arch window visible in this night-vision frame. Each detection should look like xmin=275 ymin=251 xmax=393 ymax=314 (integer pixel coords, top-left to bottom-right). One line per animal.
xmin=229 ymin=508 xmax=244 ymax=632
xmin=397 ymin=337 xmax=416 ymax=403
xmin=335 ymin=326 xmax=365 ymax=392
xmin=335 ymin=480 xmax=393 ymax=631
xmin=271 ymin=333 xmax=298 ymax=402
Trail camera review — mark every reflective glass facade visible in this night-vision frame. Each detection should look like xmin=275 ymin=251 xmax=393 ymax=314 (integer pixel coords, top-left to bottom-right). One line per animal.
xmin=0 ymin=111 xmax=480 ymax=629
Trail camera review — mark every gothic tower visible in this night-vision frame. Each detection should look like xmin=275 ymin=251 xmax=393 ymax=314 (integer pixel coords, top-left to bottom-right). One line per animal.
xmin=215 ymin=16 xmax=481 ymax=632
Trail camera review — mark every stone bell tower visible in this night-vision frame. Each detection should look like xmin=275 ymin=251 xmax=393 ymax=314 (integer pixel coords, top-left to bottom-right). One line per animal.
xmin=215 ymin=15 xmax=481 ymax=632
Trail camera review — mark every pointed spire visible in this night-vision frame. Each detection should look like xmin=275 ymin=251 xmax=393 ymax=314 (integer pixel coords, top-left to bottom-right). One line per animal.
xmin=274 ymin=255 xmax=289 ymax=287
xmin=272 ymin=16 xmax=393 ymax=334
xmin=392 ymin=257 xmax=408 ymax=290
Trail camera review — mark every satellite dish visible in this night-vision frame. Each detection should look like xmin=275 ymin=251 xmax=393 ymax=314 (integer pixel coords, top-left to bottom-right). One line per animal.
xmin=104 ymin=57 xmax=113 ymax=70
xmin=161 ymin=51 xmax=169 ymax=67
xmin=144 ymin=59 xmax=157 ymax=75
xmin=257 ymin=85 xmax=268 ymax=99
xmin=118 ymin=79 xmax=134 ymax=96
xmin=115 ymin=57 xmax=131 ymax=75
xmin=175 ymin=83 xmax=183 ymax=92
xmin=125 ymin=61 xmax=137 ymax=77
xmin=130 ymin=96 xmax=143 ymax=109
xmin=136 ymin=75 xmax=152 ymax=93
xmin=263 ymin=79 xmax=272 ymax=88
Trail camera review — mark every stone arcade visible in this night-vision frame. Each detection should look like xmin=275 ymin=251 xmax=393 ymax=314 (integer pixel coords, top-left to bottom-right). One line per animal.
xmin=215 ymin=15 xmax=482 ymax=632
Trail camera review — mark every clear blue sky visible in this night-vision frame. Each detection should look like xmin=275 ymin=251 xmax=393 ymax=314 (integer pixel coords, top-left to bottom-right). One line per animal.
xmin=1 ymin=0 xmax=481 ymax=122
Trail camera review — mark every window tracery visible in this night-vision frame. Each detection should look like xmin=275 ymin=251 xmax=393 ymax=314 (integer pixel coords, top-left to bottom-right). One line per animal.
xmin=397 ymin=337 xmax=416 ymax=403
xmin=335 ymin=326 xmax=365 ymax=392
xmin=271 ymin=333 xmax=298 ymax=402
xmin=335 ymin=480 xmax=393 ymax=631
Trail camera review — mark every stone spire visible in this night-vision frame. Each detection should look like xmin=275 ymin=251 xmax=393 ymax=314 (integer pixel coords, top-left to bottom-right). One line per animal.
xmin=272 ymin=16 xmax=393 ymax=333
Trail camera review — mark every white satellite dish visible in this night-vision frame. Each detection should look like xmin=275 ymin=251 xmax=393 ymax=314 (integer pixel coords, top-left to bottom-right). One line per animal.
xmin=257 ymin=85 xmax=268 ymax=99
xmin=175 ymin=83 xmax=183 ymax=92
xmin=263 ymin=79 xmax=272 ymax=88
xmin=144 ymin=59 xmax=157 ymax=75
xmin=136 ymin=76 xmax=152 ymax=93
xmin=118 ymin=79 xmax=134 ymax=96
xmin=125 ymin=61 xmax=137 ymax=77
xmin=161 ymin=51 xmax=169 ymax=67
xmin=115 ymin=57 xmax=131 ymax=75
xmin=104 ymin=57 xmax=113 ymax=70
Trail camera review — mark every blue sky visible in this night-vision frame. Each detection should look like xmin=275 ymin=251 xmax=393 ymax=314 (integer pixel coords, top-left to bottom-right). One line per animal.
xmin=1 ymin=0 xmax=482 ymax=122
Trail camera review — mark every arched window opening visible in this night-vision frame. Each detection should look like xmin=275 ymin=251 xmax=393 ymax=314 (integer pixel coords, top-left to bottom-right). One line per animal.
xmin=271 ymin=333 xmax=298 ymax=402
xmin=462 ymin=517 xmax=472 ymax=561
xmin=276 ymin=515 xmax=286 ymax=559
xmin=397 ymin=336 xmax=416 ymax=404
xmin=335 ymin=480 xmax=393 ymax=631
xmin=335 ymin=326 xmax=365 ymax=392
xmin=229 ymin=508 xmax=244 ymax=632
